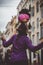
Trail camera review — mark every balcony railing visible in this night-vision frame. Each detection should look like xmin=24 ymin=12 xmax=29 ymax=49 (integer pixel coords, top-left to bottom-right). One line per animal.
xmin=40 ymin=0 xmax=43 ymax=7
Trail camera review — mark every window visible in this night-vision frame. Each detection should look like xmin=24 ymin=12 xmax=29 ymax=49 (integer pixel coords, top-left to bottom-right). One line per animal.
xmin=0 ymin=48 xmax=3 ymax=53
xmin=31 ymin=0 xmax=34 ymax=2
xmin=36 ymin=1 xmax=39 ymax=12
xmin=33 ymin=53 xmax=36 ymax=58
xmin=29 ymin=32 xmax=31 ymax=38
xmin=12 ymin=28 xmax=13 ymax=32
xmin=32 ymin=22 xmax=35 ymax=32
xmin=41 ymin=6 xmax=43 ymax=18
xmin=29 ymin=0 xmax=31 ymax=2
xmin=0 ymin=40 xmax=2 ymax=45
xmin=37 ymin=18 xmax=39 ymax=29
xmin=31 ymin=7 xmax=34 ymax=16
xmin=21 ymin=0 xmax=23 ymax=3
xmin=28 ymin=22 xmax=31 ymax=29
xmin=29 ymin=0 xmax=34 ymax=2
xmin=29 ymin=4 xmax=31 ymax=11
xmin=32 ymin=35 xmax=35 ymax=44
xmin=40 ymin=24 xmax=43 ymax=38
xmin=37 ymin=32 xmax=39 ymax=43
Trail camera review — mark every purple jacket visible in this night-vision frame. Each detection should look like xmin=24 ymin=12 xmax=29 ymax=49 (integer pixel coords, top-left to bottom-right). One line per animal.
xmin=2 ymin=34 xmax=43 ymax=62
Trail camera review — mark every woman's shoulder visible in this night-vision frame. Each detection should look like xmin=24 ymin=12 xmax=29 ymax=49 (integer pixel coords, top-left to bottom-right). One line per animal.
xmin=11 ymin=34 xmax=17 ymax=39
xmin=24 ymin=36 xmax=29 ymax=39
xmin=24 ymin=36 xmax=31 ymax=42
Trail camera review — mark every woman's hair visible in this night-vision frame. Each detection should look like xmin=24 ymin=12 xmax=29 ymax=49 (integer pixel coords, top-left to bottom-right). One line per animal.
xmin=17 ymin=23 xmax=27 ymax=35
xmin=19 ymin=9 xmax=30 ymax=18
xmin=16 ymin=23 xmax=27 ymax=42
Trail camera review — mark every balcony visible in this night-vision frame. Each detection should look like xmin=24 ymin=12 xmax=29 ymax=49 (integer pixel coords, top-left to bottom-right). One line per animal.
xmin=40 ymin=0 xmax=43 ymax=40
xmin=40 ymin=0 xmax=43 ymax=22
xmin=40 ymin=18 xmax=43 ymax=24
xmin=40 ymin=0 xmax=43 ymax=7
xmin=40 ymin=23 xmax=43 ymax=43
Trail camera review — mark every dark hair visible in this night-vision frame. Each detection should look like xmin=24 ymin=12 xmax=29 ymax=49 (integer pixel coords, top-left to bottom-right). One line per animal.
xmin=19 ymin=9 xmax=30 ymax=18
xmin=16 ymin=23 xmax=27 ymax=42
xmin=17 ymin=23 xmax=27 ymax=35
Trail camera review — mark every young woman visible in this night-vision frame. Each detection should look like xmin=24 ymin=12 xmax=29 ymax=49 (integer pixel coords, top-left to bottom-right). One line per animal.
xmin=1 ymin=9 xmax=43 ymax=65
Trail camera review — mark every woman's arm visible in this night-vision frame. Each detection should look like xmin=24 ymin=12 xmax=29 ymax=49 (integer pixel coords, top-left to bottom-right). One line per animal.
xmin=2 ymin=35 xmax=14 ymax=47
xmin=25 ymin=37 xmax=43 ymax=52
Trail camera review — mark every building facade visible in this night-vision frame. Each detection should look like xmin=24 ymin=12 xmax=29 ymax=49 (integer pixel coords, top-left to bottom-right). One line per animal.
xmin=40 ymin=0 xmax=43 ymax=65
xmin=40 ymin=0 xmax=43 ymax=40
xmin=5 ymin=16 xmax=17 ymax=40
xmin=2 ymin=16 xmax=17 ymax=58
xmin=5 ymin=16 xmax=17 ymax=44
xmin=17 ymin=0 xmax=42 ymax=65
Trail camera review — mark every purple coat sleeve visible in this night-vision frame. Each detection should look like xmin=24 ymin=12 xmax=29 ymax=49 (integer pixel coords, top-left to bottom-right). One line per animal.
xmin=25 ymin=37 xmax=43 ymax=52
xmin=2 ymin=35 xmax=14 ymax=47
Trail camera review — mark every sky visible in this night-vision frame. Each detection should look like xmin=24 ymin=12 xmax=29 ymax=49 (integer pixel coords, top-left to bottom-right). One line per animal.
xmin=0 ymin=0 xmax=21 ymax=32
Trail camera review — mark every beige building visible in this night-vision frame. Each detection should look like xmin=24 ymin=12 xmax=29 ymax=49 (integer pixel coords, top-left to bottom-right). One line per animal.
xmin=40 ymin=0 xmax=43 ymax=65
xmin=5 ymin=16 xmax=17 ymax=40
xmin=40 ymin=0 xmax=43 ymax=41
xmin=5 ymin=22 xmax=12 ymax=40
xmin=0 ymin=34 xmax=3 ymax=55
xmin=0 ymin=16 xmax=17 ymax=59
xmin=0 ymin=32 xmax=5 ymax=60
xmin=2 ymin=16 xmax=17 ymax=54
xmin=0 ymin=16 xmax=17 ymax=60
xmin=10 ymin=16 xmax=17 ymax=35
xmin=17 ymin=0 xmax=42 ymax=64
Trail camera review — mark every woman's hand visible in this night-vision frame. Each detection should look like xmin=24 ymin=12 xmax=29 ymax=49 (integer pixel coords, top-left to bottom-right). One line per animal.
xmin=40 ymin=38 xmax=43 ymax=43
xmin=1 ymin=34 xmax=6 ymax=40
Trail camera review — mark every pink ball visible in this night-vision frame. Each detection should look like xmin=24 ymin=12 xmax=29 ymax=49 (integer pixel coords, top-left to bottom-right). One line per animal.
xmin=18 ymin=14 xmax=30 ymax=22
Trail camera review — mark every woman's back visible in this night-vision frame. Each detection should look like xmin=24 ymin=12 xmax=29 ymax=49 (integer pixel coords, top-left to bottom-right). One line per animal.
xmin=2 ymin=34 xmax=43 ymax=63
xmin=10 ymin=34 xmax=28 ymax=62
